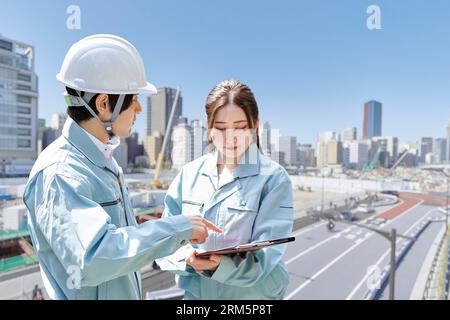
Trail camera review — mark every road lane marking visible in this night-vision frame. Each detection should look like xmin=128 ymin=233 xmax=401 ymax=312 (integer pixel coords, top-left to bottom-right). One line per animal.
xmin=345 ymin=208 xmax=436 ymax=300
xmin=345 ymin=234 xmax=357 ymax=240
xmin=284 ymin=200 xmax=425 ymax=299
xmin=285 ymin=198 xmax=407 ymax=264
xmin=285 ymin=239 xmax=366 ymax=299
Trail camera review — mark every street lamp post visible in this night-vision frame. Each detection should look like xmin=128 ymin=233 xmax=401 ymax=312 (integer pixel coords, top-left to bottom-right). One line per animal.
xmin=321 ymin=142 xmax=325 ymax=214
xmin=336 ymin=220 xmax=413 ymax=300
xmin=446 ymin=173 xmax=449 ymax=235
xmin=389 ymin=228 xmax=397 ymax=300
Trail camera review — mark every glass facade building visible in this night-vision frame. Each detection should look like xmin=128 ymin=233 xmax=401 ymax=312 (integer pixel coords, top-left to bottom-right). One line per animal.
xmin=0 ymin=35 xmax=38 ymax=163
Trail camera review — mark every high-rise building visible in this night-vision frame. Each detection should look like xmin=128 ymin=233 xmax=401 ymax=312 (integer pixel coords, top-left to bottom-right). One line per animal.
xmin=176 ymin=116 xmax=188 ymax=125
xmin=147 ymin=87 xmax=183 ymax=164
xmin=47 ymin=112 xmax=68 ymax=145
xmin=447 ymin=121 xmax=450 ymax=162
xmin=297 ymin=144 xmax=315 ymax=167
xmin=279 ymin=136 xmax=297 ymax=166
xmin=191 ymin=119 xmax=208 ymax=160
xmin=171 ymin=122 xmax=193 ymax=169
xmin=433 ymin=138 xmax=448 ymax=164
xmin=420 ymin=137 xmax=433 ymax=164
xmin=261 ymin=121 xmax=271 ymax=156
xmin=114 ymin=141 xmax=128 ymax=168
xmin=372 ymin=136 xmax=398 ymax=167
xmin=398 ymin=142 xmax=419 ymax=167
xmin=363 ymin=100 xmax=382 ymax=138
xmin=125 ymin=132 xmax=144 ymax=165
xmin=342 ymin=142 xmax=351 ymax=168
xmin=144 ymin=132 xmax=163 ymax=167
xmin=343 ymin=127 xmax=357 ymax=142
xmin=326 ymin=140 xmax=343 ymax=165
xmin=316 ymin=141 xmax=327 ymax=168
xmin=147 ymin=87 xmax=182 ymax=136
xmin=51 ymin=112 xmax=67 ymax=131
xmin=319 ymin=131 xmax=339 ymax=143
xmin=349 ymin=141 xmax=369 ymax=169
xmin=37 ymin=118 xmax=46 ymax=155
xmin=0 ymin=35 xmax=38 ymax=163
xmin=316 ymin=131 xmax=339 ymax=168
xmin=42 ymin=127 xmax=60 ymax=150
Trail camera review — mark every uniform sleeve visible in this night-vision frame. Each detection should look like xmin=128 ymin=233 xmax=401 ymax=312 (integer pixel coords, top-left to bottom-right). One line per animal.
xmin=32 ymin=172 xmax=193 ymax=287
xmin=209 ymin=168 xmax=294 ymax=287
xmin=157 ymin=167 xmax=198 ymax=276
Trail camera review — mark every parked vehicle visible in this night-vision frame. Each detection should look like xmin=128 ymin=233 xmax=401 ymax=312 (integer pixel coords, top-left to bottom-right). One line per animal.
xmin=339 ymin=210 xmax=356 ymax=221
xmin=356 ymin=203 xmax=375 ymax=214
xmin=380 ymin=190 xmax=400 ymax=197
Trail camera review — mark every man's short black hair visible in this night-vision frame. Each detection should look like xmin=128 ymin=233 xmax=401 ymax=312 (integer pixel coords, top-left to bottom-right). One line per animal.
xmin=65 ymin=86 xmax=134 ymax=123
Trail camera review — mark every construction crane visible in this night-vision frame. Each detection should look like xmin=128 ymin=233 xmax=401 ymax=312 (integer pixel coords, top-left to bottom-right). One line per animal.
xmin=389 ymin=147 xmax=410 ymax=174
xmin=363 ymin=140 xmax=386 ymax=172
xmin=152 ymin=87 xmax=181 ymax=189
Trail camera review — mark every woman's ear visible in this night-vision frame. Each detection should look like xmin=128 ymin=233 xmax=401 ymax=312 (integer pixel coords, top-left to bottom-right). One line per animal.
xmin=206 ymin=128 xmax=213 ymax=143
xmin=95 ymin=94 xmax=110 ymax=120
xmin=254 ymin=118 xmax=260 ymax=129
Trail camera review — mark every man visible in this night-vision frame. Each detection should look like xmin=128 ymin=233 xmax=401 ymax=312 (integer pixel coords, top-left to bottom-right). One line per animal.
xmin=23 ymin=34 xmax=215 ymax=300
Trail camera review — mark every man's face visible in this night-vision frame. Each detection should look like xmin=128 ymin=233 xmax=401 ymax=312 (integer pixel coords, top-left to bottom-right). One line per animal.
xmin=112 ymin=95 xmax=142 ymax=137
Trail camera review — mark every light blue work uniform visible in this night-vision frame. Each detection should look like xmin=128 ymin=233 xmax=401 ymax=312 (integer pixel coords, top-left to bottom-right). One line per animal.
xmin=162 ymin=142 xmax=294 ymax=300
xmin=23 ymin=117 xmax=192 ymax=300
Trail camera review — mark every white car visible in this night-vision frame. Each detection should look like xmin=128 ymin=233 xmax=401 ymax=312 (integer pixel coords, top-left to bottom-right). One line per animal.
xmin=356 ymin=203 xmax=375 ymax=214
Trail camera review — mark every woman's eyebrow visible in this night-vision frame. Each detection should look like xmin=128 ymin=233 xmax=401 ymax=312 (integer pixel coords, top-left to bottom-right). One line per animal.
xmin=214 ymin=120 xmax=248 ymax=124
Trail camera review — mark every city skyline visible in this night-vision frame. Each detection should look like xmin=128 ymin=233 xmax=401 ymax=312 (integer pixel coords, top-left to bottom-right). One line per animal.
xmin=1 ymin=1 xmax=450 ymax=146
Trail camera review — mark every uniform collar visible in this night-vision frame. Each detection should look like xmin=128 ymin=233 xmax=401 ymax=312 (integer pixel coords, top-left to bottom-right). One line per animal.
xmin=62 ymin=117 xmax=107 ymax=168
xmin=200 ymin=142 xmax=260 ymax=179
xmin=82 ymin=128 xmax=120 ymax=160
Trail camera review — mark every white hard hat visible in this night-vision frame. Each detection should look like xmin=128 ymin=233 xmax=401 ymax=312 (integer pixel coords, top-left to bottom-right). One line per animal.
xmin=56 ymin=34 xmax=156 ymax=94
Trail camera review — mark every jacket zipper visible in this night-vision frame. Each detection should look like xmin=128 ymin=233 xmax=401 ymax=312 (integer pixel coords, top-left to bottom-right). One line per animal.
xmin=103 ymin=166 xmax=141 ymax=295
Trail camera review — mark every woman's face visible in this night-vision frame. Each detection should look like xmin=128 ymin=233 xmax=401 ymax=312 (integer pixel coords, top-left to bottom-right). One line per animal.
xmin=210 ymin=104 xmax=258 ymax=164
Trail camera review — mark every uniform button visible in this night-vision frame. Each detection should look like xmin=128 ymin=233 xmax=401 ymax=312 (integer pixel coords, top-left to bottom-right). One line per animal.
xmin=240 ymin=200 xmax=246 ymax=207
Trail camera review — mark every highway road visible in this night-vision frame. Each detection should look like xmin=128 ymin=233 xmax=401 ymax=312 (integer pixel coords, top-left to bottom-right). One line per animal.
xmin=283 ymin=194 xmax=445 ymax=300
xmin=141 ymin=193 xmax=446 ymax=300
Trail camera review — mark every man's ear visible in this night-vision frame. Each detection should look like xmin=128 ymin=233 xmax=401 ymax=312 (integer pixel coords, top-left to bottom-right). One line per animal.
xmin=95 ymin=94 xmax=110 ymax=120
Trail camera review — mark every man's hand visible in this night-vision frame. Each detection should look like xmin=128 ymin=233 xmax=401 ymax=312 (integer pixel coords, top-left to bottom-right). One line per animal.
xmin=186 ymin=215 xmax=222 ymax=244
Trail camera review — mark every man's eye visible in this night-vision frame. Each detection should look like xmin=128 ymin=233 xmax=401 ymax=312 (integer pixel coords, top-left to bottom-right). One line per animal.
xmin=215 ymin=127 xmax=226 ymax=131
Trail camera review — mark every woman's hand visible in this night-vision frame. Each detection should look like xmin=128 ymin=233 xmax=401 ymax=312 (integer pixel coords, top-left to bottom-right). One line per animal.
xmin=185 ymin=251 xmax=221 ymax=275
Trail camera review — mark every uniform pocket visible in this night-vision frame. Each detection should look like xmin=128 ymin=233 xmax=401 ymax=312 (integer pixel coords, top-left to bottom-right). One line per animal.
xmin=217 ymin=199 xmax=258 ymax=248
xmin=98 ymin=198 xmax=125 ymax=226
xmin=99 ymin=198 xmax=121 ymax=207
xmin=262 ymin=264 xmax=289 ymax=299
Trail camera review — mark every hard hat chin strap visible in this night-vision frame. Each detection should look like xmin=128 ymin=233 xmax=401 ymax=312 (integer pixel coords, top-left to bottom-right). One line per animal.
xmin=103 ymin=94 xmax=125 ymax=137
xmin=65 ymin=91 xmax=125 ymax=137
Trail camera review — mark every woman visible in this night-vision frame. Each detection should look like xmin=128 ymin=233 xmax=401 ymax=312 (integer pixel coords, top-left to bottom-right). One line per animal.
xmin=162 ymin=79 xmax=294 ymax=300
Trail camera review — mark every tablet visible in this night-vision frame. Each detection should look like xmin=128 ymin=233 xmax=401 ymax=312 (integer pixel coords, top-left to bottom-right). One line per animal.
xmin=195 ymin=236 xmax=295 ymax=258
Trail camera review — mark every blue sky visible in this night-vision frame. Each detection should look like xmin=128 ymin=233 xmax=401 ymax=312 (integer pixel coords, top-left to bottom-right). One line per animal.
xmin=1 ymin=0 xmax=450 ymax=144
